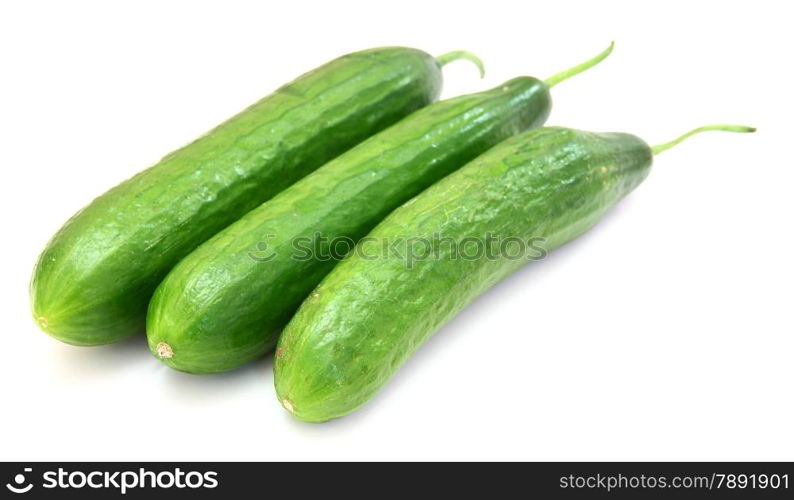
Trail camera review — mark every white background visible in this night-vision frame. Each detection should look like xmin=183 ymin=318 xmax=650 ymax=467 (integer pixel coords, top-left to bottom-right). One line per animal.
xmin=1 ymin=0 xmax=791 ymax=461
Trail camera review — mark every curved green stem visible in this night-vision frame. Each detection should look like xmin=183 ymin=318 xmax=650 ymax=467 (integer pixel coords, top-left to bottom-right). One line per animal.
xmin=436 ymin=50 xmax=485 ymax=78
xmin=651 ymin=124 xmax=756 ymax=155
xmin=544 ymin=41 xmax=614 ymax=88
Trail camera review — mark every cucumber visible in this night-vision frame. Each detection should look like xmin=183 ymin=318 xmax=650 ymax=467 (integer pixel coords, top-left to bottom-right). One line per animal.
xmin=274 ymin=124 xmax=755 ymax=422
xmin=31 ymin=46 xmax=478 ymax=346
xmin=147 ymin=45 xmax=615 ymax=373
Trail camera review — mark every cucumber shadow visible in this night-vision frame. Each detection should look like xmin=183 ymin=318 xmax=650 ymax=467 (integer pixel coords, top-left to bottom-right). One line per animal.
xmin=49 ymin=329 xmax=272 ymax=401
xmin=284 ymin=197 xmax=640 ymax=430
xmin=156 ymin=354 xmax=273 ymax=402
xmin=49 ymin=332 xmax=152 ymax=380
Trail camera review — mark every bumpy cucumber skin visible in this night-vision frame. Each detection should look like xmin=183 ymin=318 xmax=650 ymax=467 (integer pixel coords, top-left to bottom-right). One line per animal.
xmin=147 ymin=77 xmax=551 ymax=373
xmin=31 ymin=47 xmax=442 ymax=346
xmin=275 ymin=127 xmax=653 ymax=422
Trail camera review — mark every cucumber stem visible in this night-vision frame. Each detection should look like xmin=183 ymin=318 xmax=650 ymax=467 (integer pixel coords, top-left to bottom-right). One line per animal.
xmin=544 ymin=41 xmax=614 ymax=88
xmin=651 ymin=124 xmax=756 ymax=155
xmin=436 ymin=50 xmax=485 ymax=78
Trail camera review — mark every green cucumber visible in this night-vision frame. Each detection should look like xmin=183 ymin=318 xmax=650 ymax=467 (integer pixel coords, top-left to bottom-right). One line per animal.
xmin=31 ymin=46 xmax=480 ymax=346
xmin=274 ymin=124 xmax=755 ymax=422
xmin=146 ymin=44 xmax=615 ymax=373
